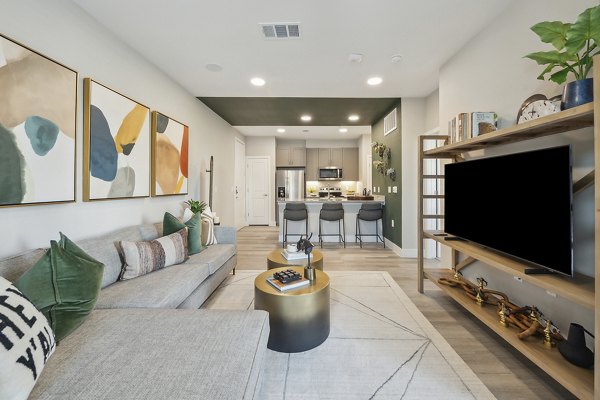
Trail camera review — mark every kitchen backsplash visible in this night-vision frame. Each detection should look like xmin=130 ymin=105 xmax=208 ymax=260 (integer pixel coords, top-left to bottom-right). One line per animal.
xmin=306 ymin=181 xmax=361 ymax=197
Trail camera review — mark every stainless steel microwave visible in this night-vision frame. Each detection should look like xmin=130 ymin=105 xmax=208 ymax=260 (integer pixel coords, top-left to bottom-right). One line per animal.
xmin=319 ymin=167 xmax=342 ymax=180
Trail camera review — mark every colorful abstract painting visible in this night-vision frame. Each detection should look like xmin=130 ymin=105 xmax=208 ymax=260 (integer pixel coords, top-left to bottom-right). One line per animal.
xmin=0 ymin=34 xmax=77 ymax=206
xmin=151 ymin=111 xmax=188 ymax=196
xmin=83 ymin=79 xmax=150 ymax=200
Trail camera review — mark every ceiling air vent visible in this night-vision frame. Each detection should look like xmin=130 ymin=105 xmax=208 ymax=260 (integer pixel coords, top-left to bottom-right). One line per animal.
xmin=384 ymin=108 xmax=397 ymax=136
xmin=259 ymin=23 xmax=301 ymax=39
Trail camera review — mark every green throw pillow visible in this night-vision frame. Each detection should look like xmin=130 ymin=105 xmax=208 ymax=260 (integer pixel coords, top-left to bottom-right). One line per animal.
xmin=163 ymin=212 xmax=203 ymax=254
xmin=15 ymin=233 xmax=104 ymax=342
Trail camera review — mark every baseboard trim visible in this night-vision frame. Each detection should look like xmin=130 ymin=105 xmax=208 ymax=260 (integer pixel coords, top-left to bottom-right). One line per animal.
xmin=384 ymin=239 xmax=417 ymax=259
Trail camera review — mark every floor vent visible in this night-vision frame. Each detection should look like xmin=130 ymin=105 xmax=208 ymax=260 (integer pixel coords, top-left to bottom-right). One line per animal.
xmin=384 ymin=108 xmax=398 ymax=136
xmin=259 ymin=23 xmax=301 ymax=39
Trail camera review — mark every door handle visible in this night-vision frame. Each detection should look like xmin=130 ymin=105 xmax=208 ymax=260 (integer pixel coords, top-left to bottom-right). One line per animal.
xmin=264 ymin=194 xmax=268 ymax=197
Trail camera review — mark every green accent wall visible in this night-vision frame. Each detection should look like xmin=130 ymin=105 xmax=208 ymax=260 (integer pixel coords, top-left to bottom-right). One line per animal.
xmin=371 ymin=100 xmax=402 ymax=247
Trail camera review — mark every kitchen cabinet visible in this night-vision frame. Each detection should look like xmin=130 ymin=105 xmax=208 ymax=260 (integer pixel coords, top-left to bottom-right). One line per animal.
xmin=342 ymin=148 xmax=359 ymax=181
xmin=276 ymin=147 xmax=306 ymax=167
xmin=318 ymin=148 xmax=343 ymax=167
xmin=306 ymin=148 xmax=319 ymax=180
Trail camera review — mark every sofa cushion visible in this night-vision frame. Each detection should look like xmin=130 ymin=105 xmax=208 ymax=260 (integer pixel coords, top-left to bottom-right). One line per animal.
xmin=0 ymin=249 xmax=46 ymax=283
xmin=76 ymin=226 xmax=144 ymax=289
xmin=95 ymin=262 xmax=210 ymax=309
xmin=29 ymin=309 xmax=270 ymax=400
xmin=15 ymin=235 xmax=104 ymax=341
xmin=0 ymin=277 xmax=56 ymax=400
xmin=187 ymin=243 xmax=235 ymax=275
xmin=163 ymin=212 xmax=203 ymax=255
xmin=120 ymin=228 xmax=188 ymax=280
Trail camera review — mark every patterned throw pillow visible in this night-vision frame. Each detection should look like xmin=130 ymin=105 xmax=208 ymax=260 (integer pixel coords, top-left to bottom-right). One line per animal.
xmin=120 ymin=228 xmax=188 ymax=280
xmin=0 ymin=276 xmax=56 ymax=400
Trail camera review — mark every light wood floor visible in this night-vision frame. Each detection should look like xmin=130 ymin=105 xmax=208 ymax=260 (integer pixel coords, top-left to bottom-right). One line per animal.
xmin=236 ymin=226 xmax=574 ymax=400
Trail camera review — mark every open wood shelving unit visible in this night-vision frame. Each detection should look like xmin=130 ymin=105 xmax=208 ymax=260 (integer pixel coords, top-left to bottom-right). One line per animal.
xmin=417 ymin=55 xmax=599 ymax=400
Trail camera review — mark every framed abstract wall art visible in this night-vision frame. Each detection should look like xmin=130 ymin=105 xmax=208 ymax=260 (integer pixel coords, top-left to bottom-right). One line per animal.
xmin=151 ymin=111 xmax=188 ymax=196
xmin=83 ymin=78 xmax=150 ymax=201
xmin=0 ymin=34 xmax=77 ymax=207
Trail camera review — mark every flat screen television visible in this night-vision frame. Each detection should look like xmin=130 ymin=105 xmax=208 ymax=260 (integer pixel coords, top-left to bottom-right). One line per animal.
xmin=444 ymin=145 xmax=573 ymax=276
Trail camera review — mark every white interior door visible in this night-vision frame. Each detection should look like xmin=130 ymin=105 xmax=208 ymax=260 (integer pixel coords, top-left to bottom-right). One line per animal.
xmin=247 ymin=156 xmax=270 ymax=225
xmin=234 ymin=138 xmax=247 ymax=230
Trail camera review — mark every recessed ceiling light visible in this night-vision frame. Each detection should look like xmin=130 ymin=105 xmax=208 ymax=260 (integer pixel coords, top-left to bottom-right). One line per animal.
xmin=300 ymin=115 xmax=312 ymax=122
xmin=205 ymin=63 xmax=223 ymax=72
xmin=250 ymin=77 xmax=266 ymax=86
xmin=348 ymin=115 xmax=360 ymax=122
xmin=339 ymin=128 xmax=348 ymax=133
xmin=277 ymin=128 xmax=286 ymax=133
xmin=391 ymin=55 xmax=403 ymax=63
xmin=367 ymin=77 xmax=383 ymax=86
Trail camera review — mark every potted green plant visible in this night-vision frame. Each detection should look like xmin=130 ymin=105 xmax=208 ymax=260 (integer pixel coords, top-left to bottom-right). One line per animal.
xmin=525 ymin=5 xmax=599 ymax=109
xmin=185 ymin=199 xmax=207 ymax=214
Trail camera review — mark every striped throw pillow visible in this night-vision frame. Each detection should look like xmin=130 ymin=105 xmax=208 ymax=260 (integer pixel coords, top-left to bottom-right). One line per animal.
xmin=120 ymin=228 xmax=188 ymax=280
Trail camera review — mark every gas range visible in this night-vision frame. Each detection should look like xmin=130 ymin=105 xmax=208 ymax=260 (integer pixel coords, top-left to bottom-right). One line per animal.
xmin=318 ymin=187 xmax=343 ymax=197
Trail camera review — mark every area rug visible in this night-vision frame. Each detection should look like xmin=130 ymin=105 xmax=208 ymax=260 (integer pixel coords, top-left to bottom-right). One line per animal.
xmin=202 ymin=271 xmax=496 ymax=400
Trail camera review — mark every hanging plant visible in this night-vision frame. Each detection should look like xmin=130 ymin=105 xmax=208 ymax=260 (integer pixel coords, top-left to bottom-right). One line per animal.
xmin=372 ymin=142 xmax=388 ymax=158
xmin=373 ymin=160 xmax=386 ymax=175
xmin=372 ymin=142 xmax=392 ymax=177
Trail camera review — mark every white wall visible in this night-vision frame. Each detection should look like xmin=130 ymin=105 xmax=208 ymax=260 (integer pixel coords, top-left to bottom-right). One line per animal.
xmin=424 ymin=89 xmax=439 ymax=132
xmin=246 ymin=136 xmax=277 ymax=225
xmin=438 ymin=0 xmax=598 ymax=335
xmin=0 ymin=0 xmax=243 ymax=259
xmin=400 ymin=98 xmax=426 ymax=257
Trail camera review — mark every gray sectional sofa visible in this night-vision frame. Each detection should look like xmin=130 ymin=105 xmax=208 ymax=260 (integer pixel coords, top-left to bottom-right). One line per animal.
xmin=0 ymin=222 xmax=269 ymax=400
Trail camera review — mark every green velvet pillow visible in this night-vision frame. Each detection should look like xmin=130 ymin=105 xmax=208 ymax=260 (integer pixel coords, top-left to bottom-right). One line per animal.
xmin=163 ymin=212 xmax=203 ymax=254
xmin=15 ymin=233 xmax=104 ymax=342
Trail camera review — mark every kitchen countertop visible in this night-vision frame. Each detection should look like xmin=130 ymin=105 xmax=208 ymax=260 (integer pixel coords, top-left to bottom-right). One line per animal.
xmin=277 ymin=196 xmax=385 ymax=204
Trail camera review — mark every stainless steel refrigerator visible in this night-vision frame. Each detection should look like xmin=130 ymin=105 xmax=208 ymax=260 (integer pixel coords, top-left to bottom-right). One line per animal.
xmin=276 ymin=168 xmax=305 ymax=225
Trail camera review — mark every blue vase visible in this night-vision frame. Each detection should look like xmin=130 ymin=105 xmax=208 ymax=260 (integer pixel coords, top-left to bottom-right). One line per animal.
xmin=562 ymin=78 xmax=593 ymax=110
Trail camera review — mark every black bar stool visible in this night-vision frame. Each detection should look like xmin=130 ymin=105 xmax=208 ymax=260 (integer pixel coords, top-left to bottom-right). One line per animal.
xmin=355 ymin=203 xmax=385 ymax=248
xmin=282 ymin=202 xmax=308 ymax=247
xmin=318 ymin=203 xmax=345 ymax=248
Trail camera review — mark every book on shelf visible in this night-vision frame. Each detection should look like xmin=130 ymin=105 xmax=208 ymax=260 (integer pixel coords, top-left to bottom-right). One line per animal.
xmin=266 ymin=276 xmax=310 ymax=292
xmin=448 ymin=112 xmax=498 ymax=143
xmin=471 ymin=112 xmax=497 ymax=137
xmin=281 ymin=249 xmax=308 ymax=260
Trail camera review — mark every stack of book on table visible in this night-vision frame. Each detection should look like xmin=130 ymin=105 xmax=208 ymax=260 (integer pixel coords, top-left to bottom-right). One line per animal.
xmin=281 ymin=249 xmax=308 ymax=260
xmin=267 ymin=269 xmax=310 ymax=292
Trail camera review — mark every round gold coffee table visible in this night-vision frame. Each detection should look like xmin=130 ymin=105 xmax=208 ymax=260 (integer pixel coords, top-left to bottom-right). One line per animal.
xmin=254 ymin=267 xmax=330 ymax=353
xmin=266 ymin=249 xmax=324 ymax=270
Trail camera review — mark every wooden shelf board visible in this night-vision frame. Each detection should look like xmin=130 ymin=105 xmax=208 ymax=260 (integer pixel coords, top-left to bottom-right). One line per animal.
xmin=424 ymin=103 xmax=594 ymax=156
xmin=424 ymin=268 xmax=593 ymax=400
xmin=423 ymin=231 xmax=594 ymax=309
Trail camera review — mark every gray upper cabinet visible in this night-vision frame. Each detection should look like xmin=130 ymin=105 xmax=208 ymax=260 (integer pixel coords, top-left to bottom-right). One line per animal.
xmin=306 ymin=149 xmax=319 ymax=180
xmin=318 ymin=148 xmax=331 ymax=167
xmin=342 ymin=148 xmax=359 ymax=181
xmin=330 ymin=148 xmax=343 ymax=167
xmin=276 ymin=147 xmax=306 ymax=167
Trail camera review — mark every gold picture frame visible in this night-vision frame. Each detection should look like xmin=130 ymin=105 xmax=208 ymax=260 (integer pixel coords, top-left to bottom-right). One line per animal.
xmin=83 ymin=78 xmax=151 ymax=201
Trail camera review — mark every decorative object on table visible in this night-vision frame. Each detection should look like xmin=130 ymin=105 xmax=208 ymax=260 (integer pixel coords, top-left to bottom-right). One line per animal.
xmin=557 ymin=323 xmax=594 ymax=369
xmin=525 ymin=5 xmax=599 ymax=110
xmin=0 ymin=276 xmax=56 ymax=400
xmin=185 ymin=199 xmax=207 ymax=215
xmin=266 ymin=270 xmax=310 ymax=292
xmin=0 ymin=34 xmax=77 ymax=207
xmin=151 ymin=111 xmax=188 ymax=196
xmin=297 ymin=234 xmax=316 ymax=281
xmin=273 ymin=269 xmax=302 ymax=283
xmin=516 ymin=94 xmax=561 ymax=123
xmin=83 ymin=78 xmax=150 ymax=200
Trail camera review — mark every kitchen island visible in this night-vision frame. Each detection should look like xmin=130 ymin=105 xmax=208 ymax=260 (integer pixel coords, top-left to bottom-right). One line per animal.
xmin=277 ymin=196 xmax=385 ymax=245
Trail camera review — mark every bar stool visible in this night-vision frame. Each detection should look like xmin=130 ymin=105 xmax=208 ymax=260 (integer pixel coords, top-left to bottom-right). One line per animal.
xmin=282 ymin=202 xmax=308 ymax=248
xmin=355 ymin=203 xmax=385 ymax=248
xmin=318 ymin=203 xmax=345 ymax=248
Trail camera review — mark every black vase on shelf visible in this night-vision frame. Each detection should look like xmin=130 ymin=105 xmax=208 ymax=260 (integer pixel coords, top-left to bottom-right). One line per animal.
xmin=562 ymin=78 xmax=593 ymax=110
xmin=557 ymin=323 xmax=594 ymax=369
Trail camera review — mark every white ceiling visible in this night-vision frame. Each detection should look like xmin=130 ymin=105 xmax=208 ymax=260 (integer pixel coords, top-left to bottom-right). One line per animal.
xmin=235 ymin=125 xmax=371 ymax=140
xmin=72 ymin=0 xmax=514 ymax=98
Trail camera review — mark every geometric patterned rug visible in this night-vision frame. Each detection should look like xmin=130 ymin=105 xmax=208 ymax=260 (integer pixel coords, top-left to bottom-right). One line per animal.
xmin=202 ymin=271 xmax=496 ymax=399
